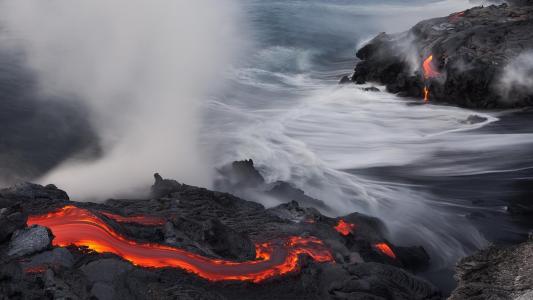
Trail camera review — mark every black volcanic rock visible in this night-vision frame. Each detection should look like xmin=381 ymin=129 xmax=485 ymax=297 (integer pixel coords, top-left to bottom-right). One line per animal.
xmin=203 ymin=219 xmax=256 ymax=261
xmin=449 ymin=239 xmax=533 ymax=299
xmin=7 ymin=225 xmax=52 ymax=258
xmin=0 ymin=205 xmax=26 ymax=243
xmin=330 ymin=262 xmax=441 ymax=300
xmin=0 ymin=178 xmax=438 ymax=299
xmin=216 ymin=159 xmax=329 ymax=212
xmin=351 ymin=4 xmax=533 ymax=108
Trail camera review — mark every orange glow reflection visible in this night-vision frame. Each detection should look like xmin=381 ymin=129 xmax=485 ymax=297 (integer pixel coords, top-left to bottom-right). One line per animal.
xmin=374 ymin=243 xmax=396 ymax=259
xmin=334 ymin=219 xmax=356 ymax=236
xmin=27 ymin=206 xmax=334 ymax=283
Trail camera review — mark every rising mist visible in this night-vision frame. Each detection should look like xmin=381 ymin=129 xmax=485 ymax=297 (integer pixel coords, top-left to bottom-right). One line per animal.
xmin=0 ymin=0 xmax=241 ymax=200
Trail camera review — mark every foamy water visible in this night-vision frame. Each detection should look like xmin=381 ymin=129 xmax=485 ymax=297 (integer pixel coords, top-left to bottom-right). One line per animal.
xmin=204 ymin=0 xmax=533 ymax=277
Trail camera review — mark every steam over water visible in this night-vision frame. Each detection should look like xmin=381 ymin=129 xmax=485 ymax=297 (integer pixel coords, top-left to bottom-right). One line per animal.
xmin=2 ymin=0 xmax=533 ymax=292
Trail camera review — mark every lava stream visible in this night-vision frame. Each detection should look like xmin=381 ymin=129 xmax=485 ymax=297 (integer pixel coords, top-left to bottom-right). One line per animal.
xmin=27 ymin=206 xmax=334 ymax=283
xmin=422 ymin=55 xmax=441 ymax=102
xmin=422 ymin=55 xmax=440 ymax=79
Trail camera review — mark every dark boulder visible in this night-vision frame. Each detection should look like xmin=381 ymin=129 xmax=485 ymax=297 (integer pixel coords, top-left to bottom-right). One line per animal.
xmin=339 ymin=75 xmax=352 ymax=84
xmin=0 ymin=182 xmax=69 ymax=212
xmin=0 ymin=204 xmax=26 ymax=243
xmin=7 ymin=225 xmax=52 ymax=258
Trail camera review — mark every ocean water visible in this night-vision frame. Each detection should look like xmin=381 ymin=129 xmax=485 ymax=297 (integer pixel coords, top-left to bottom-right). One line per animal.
xmin=203 ymin=0 xmax=533 ymax=292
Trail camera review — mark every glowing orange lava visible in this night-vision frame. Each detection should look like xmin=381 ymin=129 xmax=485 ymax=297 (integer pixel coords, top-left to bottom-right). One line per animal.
xmin=423 ymin=86 xmax=430 ymax=103
xmin=334 ymin=219 xmax=356 ymax=236
xmin=27 ymin=206 xmax=334 ymax=283
xmin=422 ymin=55 xmax=440 ymax=102
xmin=99 ymin=211 xmax=166 ymax=226
xmin=423 ymin=55 xmax=440 ymax=79
xmin=374 ymin=243 xmax=396 ymax=259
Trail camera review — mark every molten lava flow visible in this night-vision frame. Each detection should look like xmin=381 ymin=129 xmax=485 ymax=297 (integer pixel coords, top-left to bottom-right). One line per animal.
xmin=422 ymin=55 xmax=441 ymax=102
xmin=423 ymin=86 xmax=430 ymax=103
xmin=374 ymin=243 xmax=396 ymax=259
xmin=99 ymin=211 xmax=166 ymax=226
xmin=334 ymin=219 xmax=356 ymax=236
xmin=423 ymin=55 xmax=440 ymax=79
xmin=27 ymin=206 xmax=334 ymax=283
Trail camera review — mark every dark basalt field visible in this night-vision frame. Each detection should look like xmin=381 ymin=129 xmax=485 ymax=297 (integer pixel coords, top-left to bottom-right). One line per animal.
xmin=0 ymin=170 xmax=439 ymax=300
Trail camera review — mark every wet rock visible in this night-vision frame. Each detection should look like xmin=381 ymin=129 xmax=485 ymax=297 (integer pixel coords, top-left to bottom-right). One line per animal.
xmin=339 ymin=75 xmax=352 ymax=84
xmin=267 ymin=182 xmax=328 ymax=210
xmin=362 ymin=86 xmax=380 ymax=92
xmin=268 ymin=200 xmax=321 ymax=223
xmin=216 ymin=160 xmax=330 ymax=212
xmin=351 ymin=4 xmax=533 ymax=108
xmin=7 ymin=225 xmax=52 ymax=257
xmin=0 ymin=205 xmax=26 ymax=243
xmin=460 ymin=115 xmax=488 ymax=125
xmin=449 ymin=240 xmax=533 ymax=299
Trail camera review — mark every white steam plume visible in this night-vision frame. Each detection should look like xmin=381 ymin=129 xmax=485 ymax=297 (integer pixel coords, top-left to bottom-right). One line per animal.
xmin=497 ymin=51 xmax=533 ymax=102
xmin=0 ymin=1 xmax=241 ymax=200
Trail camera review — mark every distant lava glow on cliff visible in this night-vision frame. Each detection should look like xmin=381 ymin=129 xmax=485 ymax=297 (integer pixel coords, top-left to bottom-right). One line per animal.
xmin=334 ymin=219 xmax=356 ymax=236
xmin=422 ymin=55 xmax=441 ymax=102
xmin=27 ymin=206 xmax=334 ymax=283
xmin=423 ymin=55 xmax=440 ymax=79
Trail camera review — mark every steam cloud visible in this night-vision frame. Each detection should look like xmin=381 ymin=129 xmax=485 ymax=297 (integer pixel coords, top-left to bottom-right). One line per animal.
xmin=0 ymin=0 xmax=241 ymax=200
xmin=497 ymin=51 xmax=533 ymax=102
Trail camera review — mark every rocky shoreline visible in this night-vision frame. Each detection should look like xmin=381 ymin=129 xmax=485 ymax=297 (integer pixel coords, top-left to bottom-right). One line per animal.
xmin=346 ymin=1 xmax=533 ymax=108
xmin=0 ymin=172 xmax=441 ymax=300
xmin=0 ymin=164 xmax=532 ymax=299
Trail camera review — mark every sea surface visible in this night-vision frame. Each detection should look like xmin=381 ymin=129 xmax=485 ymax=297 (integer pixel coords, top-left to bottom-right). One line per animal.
xmin=203 ymin=0 xmax=533 ymax=292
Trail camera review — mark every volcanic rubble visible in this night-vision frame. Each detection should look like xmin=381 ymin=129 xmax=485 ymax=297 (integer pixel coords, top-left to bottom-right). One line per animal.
xmin=0 ymin=161 xmax=531 ymax=299
xmin=345 ymin=1 xmax=533 ymax=108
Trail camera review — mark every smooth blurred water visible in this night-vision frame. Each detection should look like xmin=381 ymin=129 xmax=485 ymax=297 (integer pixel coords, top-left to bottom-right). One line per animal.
xmin=204 ymin=0 xmax=533 ymax=292
xmin=1 ymin=0 xmax=532 ymax=294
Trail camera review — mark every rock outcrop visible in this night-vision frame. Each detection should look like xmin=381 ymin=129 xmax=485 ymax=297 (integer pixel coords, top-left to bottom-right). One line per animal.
xmin=350 ymin=3 xmax=533 ymax=108
xmin=449 ymin=238 xmax=533 ymax=299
